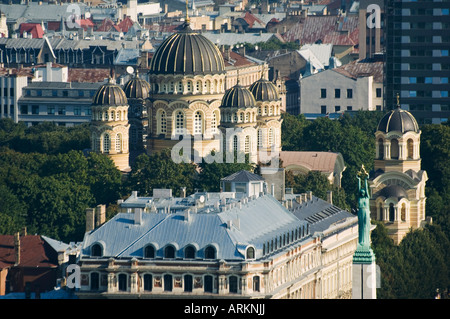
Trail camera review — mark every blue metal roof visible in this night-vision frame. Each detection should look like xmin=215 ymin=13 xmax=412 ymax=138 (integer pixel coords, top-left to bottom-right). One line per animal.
xmin=81 ymin=194 xmax=309 ymax=261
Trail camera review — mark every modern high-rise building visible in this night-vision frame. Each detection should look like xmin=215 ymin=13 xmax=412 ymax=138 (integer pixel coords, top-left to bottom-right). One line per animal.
xmin=385 ymin=0 xmax=450 ymax=124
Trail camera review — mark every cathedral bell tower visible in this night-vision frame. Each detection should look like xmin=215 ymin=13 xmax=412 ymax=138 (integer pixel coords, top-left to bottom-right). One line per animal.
xmin=369 ymin=97 xmax=427 ymax=244
xmin=90 ymin=78 xmax=131 ymax=172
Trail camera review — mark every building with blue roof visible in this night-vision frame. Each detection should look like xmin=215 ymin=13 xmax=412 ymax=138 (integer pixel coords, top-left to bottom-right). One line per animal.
xmin=76 ymin=170 xmax=359 ymax=299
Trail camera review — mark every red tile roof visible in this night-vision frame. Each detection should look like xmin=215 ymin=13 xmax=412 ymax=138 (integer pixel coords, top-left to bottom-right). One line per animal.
xmin=68 ymin=68 xmax=111 ymax=83
xmin=118 ymin=17 xmax=134 ymax=33
xmin=0 ymin=235 xmax=58 ymax=269
xmin=19 ymin=23 xmax=44 ymax=39
xmin=283 ymin=15 xmax=359 ymax=46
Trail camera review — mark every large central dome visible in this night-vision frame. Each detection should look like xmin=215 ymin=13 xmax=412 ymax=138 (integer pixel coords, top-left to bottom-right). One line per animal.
xmin=149 ymin=22 xmax=225 ymax=76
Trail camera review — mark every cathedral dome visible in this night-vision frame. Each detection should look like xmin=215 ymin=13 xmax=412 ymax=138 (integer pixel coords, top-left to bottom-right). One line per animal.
xmin=379 ymin=185 xmax=408 ymax=200
xmin=123 ymin=74 xmax=151 ymax=99
xmin=221 ymin=83 xmax=256 ymax=109
xmin=377 ymin=107 xmax=419 ymax=134
xmin=149 ymin=22 xmax=225 ymax=76
xmin=249 ymin=78 xmax=279 ymax=101
xmin=92 ymin=80 xmax=128 ymax=106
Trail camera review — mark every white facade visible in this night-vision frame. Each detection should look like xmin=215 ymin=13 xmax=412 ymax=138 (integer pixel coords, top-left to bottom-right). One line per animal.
xmin=300 ymin=69 xmax=383 ymax=115
xmin=0 ymin=74 xmax=28 ymax=123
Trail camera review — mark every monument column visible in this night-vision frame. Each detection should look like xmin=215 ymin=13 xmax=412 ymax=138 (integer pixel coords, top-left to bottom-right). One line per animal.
xmin=352 ymin=165 xmax=377 ymax=299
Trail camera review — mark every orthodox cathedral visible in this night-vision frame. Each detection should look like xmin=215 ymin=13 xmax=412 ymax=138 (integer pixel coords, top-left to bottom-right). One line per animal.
xmin=369 ymin=100 xmax=428 ymax=244
xmin=90 ymin=19 xmax=282 ymax=171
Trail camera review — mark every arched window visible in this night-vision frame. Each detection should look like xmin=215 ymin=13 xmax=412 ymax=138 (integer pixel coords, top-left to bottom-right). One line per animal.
xmin=229 ymin=276 xmax=238 ymax=293
xmin=103 ymin=133 xmax=110 ymax=153
xmin=115 ymin=133 xmax=122 ymax=152
xmin=401 ymin=203 xmax=406 ymax=221
xmin=407 ymin=139 xmax=414 ymax=159
xmin=90 ymin=272 xmax=100 ymax=291
xmin=389 ymin=203 xmax=395 ymax=222
xmin=159 ymin=110 xmax=167 ymax=134
xmin=204 ymin=246 xmax=216 ymax=259
xmin=184 ymin=246 xmax=196 ymax=259
xmin=211 ymin=111 xmax=217 ymax=133
xmin=194 ymin=111 xmax=203 ymax=134
xmin=379 ymin=203 xmax=384 ymax=221
xmin=268 ymin=128 xmax=274 ymax=147
xmin=391 ymin=139 xmax=399 ymax=159
xmin=144 ymin=245 xmax=155 ymax=258
xmin=175 ymin=110 xmax=184 ymax=134
xmin=257 ymin=129 xmax=263 ymax=148
xmin=196 ymin=81 xmax=201 ymax=93
xmin=233 ymin=135 xmax=239 ymax=153
xmin=246 ymin=247 xmax=255 ymax=259
xmin=164 ymin=245 xmax=175 ymax=258
xmin=91 ymin=243 xmax=102 ymax=257
xmin=244 ymin=135 xmax=250 ymax=153
xmin=143 ymin=274 xmax=152 ymax=291
xmin=118 ymin=274 xmax=127 ymax=291
xmin=187 ymin=81 xmax=192 ymax=92
xmin=378 ymin=138 xmax=384 ymax=159
xmin=184 ymin=274 xmax=193 ymax=292
xmin=178 ymin=81 xmax=183 ymax=93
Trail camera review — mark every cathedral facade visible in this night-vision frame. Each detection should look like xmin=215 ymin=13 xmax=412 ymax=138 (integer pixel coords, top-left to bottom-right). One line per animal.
xmin=90 ymin=20 xmax=282 ymax=167
xmin=369 ymin=105 xmax=428 ymax=244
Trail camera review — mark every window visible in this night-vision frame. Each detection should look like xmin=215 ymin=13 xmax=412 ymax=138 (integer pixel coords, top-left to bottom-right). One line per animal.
xmin=103 ymin=133 xmax=110 ymax=153
xmin=90 ymin=272 xmax=100 ymax=291
xmin=390 ymin=139 xmax=399 ymax=159
xmin=376 ymin=88 xmax=382 ymax=98
xmin=32 ymin=105 xmax=39 ymax=115
xmin=184 ymin=246 xmax=196 ymax=259
xmin=118 ymin=274 xmax=127 ymax=291
xmin=204 ymin=275 xmax=213 ymax=293
xmin=159 ymin=110 xmax=167 ymax=134
xmin=246 ymin=247 xmax=255 ymax=259
xmin=175 ymin=110 xmax=184 ymax=134
xmin=347 ymin=89 xmax=353 ymax=98
xmin=401 ymin=204 xmax=406 ymax=221
xmin=320 ymin=88 xmax=327 ymax=98
xmin=407 ymin=139 xmax=414 ymax=158
xmin=20 ymin=105 xmax=28 ymax=114
xmin=204 ymin=246 xmax=216 ymax=259
xmin=268 ymin=128 xmax=274 ymax=146
xmin=389 ymin=204 xmax=395 ymax=222
xmin=257 ymin=129 xmax=263 ymax=148
xmin=58 ymin=107 xmax=65 ymax=115
xmin=347 ymin=106 xmax=352 ymax=111
xmin=144 ymin=245 xmax=155 ymax=258
xmin=194 ymin=111 xmax=202 ymax=134
xmin=164 ymin=274 xmax=173 ymax=292
xmin=335 ymin=88 xmax=341 ymax=98
xmin=164 ymin=245 xmax=175 ymax=258
xmin=48 ymin=106 xmax=55 ymax=115
xmin=211 ymin=111 xmax=217 ymax=133
xmin=229 ymin=276 xmax=238 ymax=293
xmin=253 ymin=276 xmax=260 ymax=292
xmin=335 ymin=106 xmax=341 ymax=112
xmin=321 ymin=105 xmax=327 ymax=114
xmin=184 ymin=275 xmax=193 ymax=292
xmin=115 ymin=134 xmax=122 ymax=152
xmin=378 ymin=138 xmax=384 ymax=159
xmin=233 ymin=135 xmax=239 ymax=153
xmin=91 ymin=243 xmax=102 ymax=257
xmin=74 ymin=107 xmax=81 ymax=116
xmin=244 ymin=135 xmax=250 ymax=153
xmin=143 ymin=274 xmax=152 ymax=291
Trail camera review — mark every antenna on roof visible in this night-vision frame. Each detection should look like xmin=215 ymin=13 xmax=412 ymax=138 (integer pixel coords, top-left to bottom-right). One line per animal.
xmin=185 ymin=0 xmax=190 ymax=23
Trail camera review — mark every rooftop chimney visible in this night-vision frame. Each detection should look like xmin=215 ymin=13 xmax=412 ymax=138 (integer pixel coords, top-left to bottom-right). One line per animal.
xmin=134 ymin=208 xmax=142 ymax=225
xmin=14 ymin=232 xmax=20 ymax=266
xmin=180 ymin=187 xmax=186 ymax=198
xmin=86 ymin=208 xmax=95 ymax=232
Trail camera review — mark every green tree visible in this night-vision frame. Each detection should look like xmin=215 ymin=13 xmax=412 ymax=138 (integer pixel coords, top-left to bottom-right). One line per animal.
xmin=127 ymin=149 xmax=197 ymax=197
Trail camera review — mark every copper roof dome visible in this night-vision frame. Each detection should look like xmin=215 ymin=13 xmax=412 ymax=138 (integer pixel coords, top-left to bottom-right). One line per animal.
xmin=377 ymin=107 xmax=419 ymax=133
xmin=123 ymin=74 xmax=151 ymax=99
xmin=249 ymin=78 xmax=279 ymax=102
xmin=149 ymin=22 xmax=225 ymax=76
xmin=92 ymin=80 xmax=128 ymax=106
xmin=221 ymin=83 xmax=256 ymax=109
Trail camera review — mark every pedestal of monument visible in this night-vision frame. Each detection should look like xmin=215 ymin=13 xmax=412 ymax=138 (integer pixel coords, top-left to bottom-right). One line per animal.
xmin=352 ymin=247 xmax=377 ymax=299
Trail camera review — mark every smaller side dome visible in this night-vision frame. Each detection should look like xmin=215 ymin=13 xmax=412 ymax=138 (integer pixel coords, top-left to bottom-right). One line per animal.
xmin=92 ymin=79 xmax=128 ymax=106
xmin=379 ymin=185 xmax=408 ymax=200
xmin=123 ymin=74 xmax=151 ymax=99
xmin=249 ymin=78 xmax=279 ymax=101
xmin=377 ymin=107 xmax=419 ymax=134
xmin=221 ymin=83 xmax=256 ymax=108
